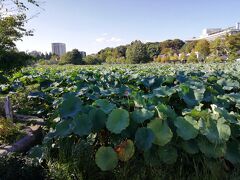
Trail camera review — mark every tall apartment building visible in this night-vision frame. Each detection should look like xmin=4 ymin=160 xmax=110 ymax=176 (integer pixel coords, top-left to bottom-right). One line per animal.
xmin=52 ymin=43 xmax=66 ymax=56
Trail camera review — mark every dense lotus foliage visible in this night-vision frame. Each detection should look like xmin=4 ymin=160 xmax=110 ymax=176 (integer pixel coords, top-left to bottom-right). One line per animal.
xmin=1 ymin=63 xmax=240 ymax=172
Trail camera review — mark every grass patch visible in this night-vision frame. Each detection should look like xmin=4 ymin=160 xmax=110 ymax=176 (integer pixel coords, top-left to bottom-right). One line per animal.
xmin=0 ymin=117 xmax=26 ymax=145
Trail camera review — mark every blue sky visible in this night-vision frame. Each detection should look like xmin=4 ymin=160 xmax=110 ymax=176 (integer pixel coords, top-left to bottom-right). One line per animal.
xmin=16 ymin=0 xmax=240 ymax=54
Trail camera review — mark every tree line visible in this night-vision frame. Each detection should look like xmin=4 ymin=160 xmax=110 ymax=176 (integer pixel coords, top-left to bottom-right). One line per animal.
xmin=83 ymin=34 xmax=240 ymax=65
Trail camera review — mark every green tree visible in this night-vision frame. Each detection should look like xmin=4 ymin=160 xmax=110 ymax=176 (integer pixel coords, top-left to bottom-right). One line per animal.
xmin=83 ymin=55 xmax=101 ymax=65
xmin=146 ymin=42 xmax=160 ymax=59
xmin=170 ymin=54 xmax=179 ymax=61
xmin=0 ymin=15 xmax=33 ymax=50
xmin=0 ymin=50 xmax=34 ymax=71
xmin=225 ymin=33 xmax=240 ymax=60
xmin=160 ymin=39 xmax=185 ymax=53
xmin=209 ymin=38 xmax=227 ymax=57
xmin=195 ymin=40 xmax=210 ymax=59
xmin=181 ymin=41 xmax=197 ymax=53
xmin=187 ymin=52 xmax=198 ymax=63
xmin=126 ymin=40 xmax=149 ymax=63
xmin=0 ymin=0 xmax=40 ymax=50
xmin=59 ymin=49 xmax=83 ymax=65
xmin=179 ymin=53 xmax=187 ymax=61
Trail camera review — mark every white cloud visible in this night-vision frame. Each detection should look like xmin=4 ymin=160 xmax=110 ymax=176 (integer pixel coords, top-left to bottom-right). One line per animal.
xmin=95 ymin=35 xmax=122 ymax=43
xmin=96 ymin=37 xmax=106 ymax=43
xmin=108 ymin=37 xmax=122 ymax=42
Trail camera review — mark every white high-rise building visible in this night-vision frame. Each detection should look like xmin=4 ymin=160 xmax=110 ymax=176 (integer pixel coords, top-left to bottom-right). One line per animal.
xmin=187 ymin=22 xmax=240 ymax=42
xmin=52 ymin=43 xmax=66 ymax=56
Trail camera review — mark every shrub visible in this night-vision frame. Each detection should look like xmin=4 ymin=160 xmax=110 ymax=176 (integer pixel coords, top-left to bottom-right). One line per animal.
xmin=0 ymin=154 xmax=46 ymax=180
xmin=0 ymin=50 xmax=35 ymax=72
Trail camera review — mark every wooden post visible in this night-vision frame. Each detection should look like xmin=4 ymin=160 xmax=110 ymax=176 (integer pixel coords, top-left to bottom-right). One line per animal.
xmin=4 ymin=96 xmax=13 ymax=119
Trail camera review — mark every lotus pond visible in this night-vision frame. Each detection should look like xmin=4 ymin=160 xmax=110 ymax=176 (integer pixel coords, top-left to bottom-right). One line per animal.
xmin=0 ymin=63 xmax=240 ymax=179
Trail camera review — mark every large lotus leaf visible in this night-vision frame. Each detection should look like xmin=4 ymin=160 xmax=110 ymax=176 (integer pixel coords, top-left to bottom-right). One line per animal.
xmin=226 ymin=93 xmax=240 ymax=109
xmin=94 ymin=99 xmax=116 ymax=114
xmin=174 ymin=116 xmax=199 ymax=140
xmin=225 ymin=141 xmax=240 ymax=164
xmin=158 ymin=146 xmax=178 ymax=164
xmin=217 ymin=78 xmax=240 ymax=91
xmin=54 ymin=119 xmax=73 ymax=137
xmin=212 ymin=96 xmax=231 ymax=109
xmin=72 ymin=113 xmax=92 ymax=136
xmin=193 ymin=88 xmax=205 ymax=103
xmin=132 ymin=93 xmax=146 ymax=108
xmin=135 ymin=128 xmax=155 ymax=151
xmin=153 ymin=86 xmax=176 ymax=98
xmin=199 ymin=116 xmax=230 ymax=144
xmin=211 ymin=104 xmax=237 ymax=123
xmin=144 ymin=145 xmax=161 ymax=166
xmin=106 ymin=109 xmax=130 ymax=134
xmin=59 ymin=94 xmax=82 ymax=119
xmin=147 ymin=118 xmax=173 ymax=146
xmin=179 ymin=84 xmax=198 ymax=108
xmin=181 ymin=140 xmax=199 ymax=154
xmin=199 ymin=117 xmax=218 ymax=144
xmin=115 ymin=140 xmax=135 ymax=162
xmin=95 ymin=147 xmax=118 ymax=171
xmin=184 ymin=108 xmax=209 ymax=120
xmin=141 ymin=77 xmax=156 ymax=88
xmin=131 ymin=108 xmax=154 ymax=124
xmin=216 ymin=118 xmax=231 ymax=142
xmin=197 ymin=136 xmax=226 ymax=158
xmin=156 ymin=104 xmax=177 ymax=121
xmin=88 ymin=108 xmax=107 ymax=132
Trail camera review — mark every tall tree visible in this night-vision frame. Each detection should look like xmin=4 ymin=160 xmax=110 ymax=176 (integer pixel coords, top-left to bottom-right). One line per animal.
xmin=195 ymin=39 xmax=210 ymax=59
xmin=60 ymin=49 xmax=83 ymax=65
xmin=225 ymin=33 xmax=240 ymax=60
xmin=0 ymin=0 xmax=40 ymax=50
xmin=146 ymin=42 xmax=160 ymax=59
xmin=126 ymin=40 xmax=149 ymax=63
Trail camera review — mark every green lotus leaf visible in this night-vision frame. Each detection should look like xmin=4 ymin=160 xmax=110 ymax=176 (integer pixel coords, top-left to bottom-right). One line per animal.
xmin=217 ymin=78 xmax=240 ymax=91
xmin=226 ymin=93 xmax=240 ymax=109
xmin=106 ymin=109 xmax=130 ymax=134
xmin=199 ymin=116 xmax=231 ymax=144
xmin=135 ymin=128 xmax=155 ymax=151
xmin=116 ymin=140 xmax=135 ymax=162
xmin=197 ymin=136 xmax=226 ymax=158
xmin=179 ymin=84 xmax=198 ymax=108
xmin=153 ymin=86 xmax=176 ymax=97
xmin=94 ymin=99 xmax=116 ymax=114
xmin=174 ymin=116 xmax=199 ymax=140
xmin=225 ymin=141 xmax=240 ymax=164
xmin=55 ymin=119 xmax=73 ymax=137
xmin=156 ymin=104 xmax=177 ymax=121
xmin=59 ymin=94 xmax=82 ymax=118
xmin=95 ymin=146 xmax=118 ymax=171
xmin=131 ymin=108 xmax=154 ymax=124
xmin=158 ymin=145 xmax=178 ymax=164
xmin=147 ymin=118 xmax=173 ymax=146
xmin=72 ymin=113 xmax=92 ymax=136
xmin=211 ymin=104 xmax=237 ymax=123
xmin=89 ymin=108 xmax=107 ymax=132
